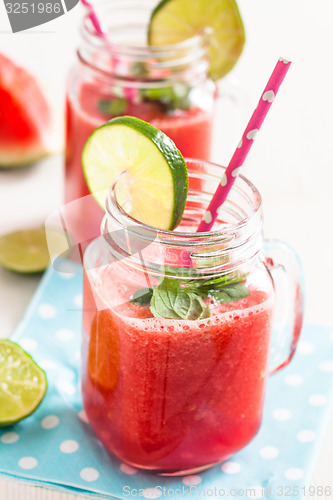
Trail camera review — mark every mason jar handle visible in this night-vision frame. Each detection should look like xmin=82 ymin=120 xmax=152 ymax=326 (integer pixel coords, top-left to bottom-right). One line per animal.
xmin=263 ymin=239 xmax=305 ymax=375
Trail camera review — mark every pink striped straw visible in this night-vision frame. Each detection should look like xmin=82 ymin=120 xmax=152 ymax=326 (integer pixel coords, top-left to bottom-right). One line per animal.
xmin=79 ymin=0 xmax=136 ymax=101
xmin=197 ymin=57 xmax=291 ymax=233
xmin=80 ymin=0 xmax=105 ymax=37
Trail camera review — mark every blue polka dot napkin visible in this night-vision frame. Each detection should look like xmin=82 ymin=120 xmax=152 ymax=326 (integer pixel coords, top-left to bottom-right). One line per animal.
xmin=1 ymin=263 xmax=333 ymax=499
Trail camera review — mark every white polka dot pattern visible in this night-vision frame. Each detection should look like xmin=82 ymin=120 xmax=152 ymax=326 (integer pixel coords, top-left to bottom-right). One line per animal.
xmin=220 ymin=173 xmax=227 ymax=186
xmin=1 ymin=432 xmax=19 ymax=444
xmin=18 ymin=457 xmax=38 ymax=470
xmin=60 ymin=440 xmax=79 ymax=453
xmin=182 ymin=475 xmax=202 ymax=486
xmin=231 ymin=167 xmax=242 ymax=177
xmin=142 ymin=487 xmax=162 ymax=499
xmin=1 ymin=262 xmax=332 ymax=498
xmin=297 ymin=430 xmax=316 ymax=443
xmin=74 ymin=294 xmax=83 ymax=307
xmin=284 ymin=468 xmax=304 ymax=480
xmin=262 ymin=90 xmax=275 ymax=103
xmin=308 ymin=394 xmax=326 ymax=406
xmin=203 ymin=211 xmax=212 ymax=224
xmin=221 ymin=461 xmax=241 ymax=474
xmin=37 ymin=303 xmax=57 ymax=318
xmin=246 ymin=128 xmax=258 ymax=140
xmin=77 ymin=410 xmax=89 ymax=423
xmin=80 ymin=468 xmax=99 ymax=482
xmin=319 ymin=360 xmax=333 ymax=372
xmin=56 ymin=329 xmax=74 ymax=342
xmin=41 ymin=415 xmax=59 ymax=429
xmin=284 ymin=374 xmax=303 ymax=386
xmin=259 ymin=446 xmax=279 ymax=459
xmin=120 ymin=463 xmax=137 ymax=475
xmin=272 ymin=408 xmax=291 ymax=421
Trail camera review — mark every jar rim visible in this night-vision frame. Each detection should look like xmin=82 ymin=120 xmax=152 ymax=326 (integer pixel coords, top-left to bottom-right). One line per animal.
xmin=104 ymin=159 xmax=262 ymax=243
xmin=81 ymin=13 xmax=207 ymax=57
xmin=97 ymin=159 xmax=264 ymax=277
xmin=78 ymin=1 xmax=210 ymax=80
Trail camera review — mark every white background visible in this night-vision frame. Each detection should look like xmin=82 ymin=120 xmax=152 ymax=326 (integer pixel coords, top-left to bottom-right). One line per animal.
xmin=0 ymin=0 xmax=333 ymax=498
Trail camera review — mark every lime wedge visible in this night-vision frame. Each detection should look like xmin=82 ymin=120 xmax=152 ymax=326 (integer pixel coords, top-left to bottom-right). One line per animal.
xmin=0 ymin=227 xmax=64 ymax=274
xmin=0 ymin=340 xmax=47 ymax=426
xmin=82 ymin=116 xmax=188 ymax=230
xmin=148 ymin=0 xmax=245 ymax=81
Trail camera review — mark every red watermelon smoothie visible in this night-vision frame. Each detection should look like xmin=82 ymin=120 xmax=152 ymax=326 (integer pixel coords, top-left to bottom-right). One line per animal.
xmin=65 ymin=81 xmax=213 ymax=205
xmin=82 ymin=260 xmax=274 ymax=473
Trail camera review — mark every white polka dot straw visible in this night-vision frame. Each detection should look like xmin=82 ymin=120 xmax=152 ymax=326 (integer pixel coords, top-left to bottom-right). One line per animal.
xmin=197 ymin=58 xmax=291 ymax=232
xmin=203 ymin=211 xmax=212 ymax=224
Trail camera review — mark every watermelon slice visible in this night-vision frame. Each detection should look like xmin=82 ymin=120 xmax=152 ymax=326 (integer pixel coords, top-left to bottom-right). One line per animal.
xmin=0 ymin=52 xmax=52 ymax=167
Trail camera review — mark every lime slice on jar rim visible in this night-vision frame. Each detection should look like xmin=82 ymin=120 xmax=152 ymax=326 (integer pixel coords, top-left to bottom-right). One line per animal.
xmin=0 ymin=339 xmax=47 ymax=427
xmin=148 ymin=0 xmax=245 ymax=81
xmin=82 ymin=116 xmax=188 ymax=231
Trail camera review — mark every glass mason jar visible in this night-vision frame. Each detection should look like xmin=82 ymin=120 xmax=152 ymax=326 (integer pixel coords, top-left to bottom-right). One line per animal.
xmin=81 ymin=160 xmax=304 ymax=475
xmin=65 ymin=0 xmax=216 ymax=208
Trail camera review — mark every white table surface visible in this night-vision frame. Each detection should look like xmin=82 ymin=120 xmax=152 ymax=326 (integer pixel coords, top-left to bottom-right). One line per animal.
xmin=1 ymin=0 xmax=333 ymax=498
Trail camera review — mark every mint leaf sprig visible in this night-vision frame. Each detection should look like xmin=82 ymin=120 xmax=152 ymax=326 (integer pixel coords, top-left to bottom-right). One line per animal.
xmin=150 ymin=278 xmax=210 ymax=320
xmin=185 ymin=274 xmax=249 ymax=303
xmin=139 ymin=84 xmax=192 ymax=113
xmin=98 ymin=84 xmax=192 ymax=118
xmin=98 ymin=98 xmax=127 ymax=117
xmin=131 ymin=272 xmax=250 ymax=321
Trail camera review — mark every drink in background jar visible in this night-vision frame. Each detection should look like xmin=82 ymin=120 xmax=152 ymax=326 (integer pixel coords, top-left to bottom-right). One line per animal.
xmin=65 ymin=1 xmax=215 ymax=207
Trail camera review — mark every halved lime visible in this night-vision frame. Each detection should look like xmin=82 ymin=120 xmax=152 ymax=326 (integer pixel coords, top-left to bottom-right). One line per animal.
xmin=148 ymin=0 xmax=245 ymax=81
xmin=0 ymin=340 xmax=47 ymax=426
xmin=82 ymin=116 xmax=188 ymax=230
xmin=0 ymin=227 xmax=65 ymax=274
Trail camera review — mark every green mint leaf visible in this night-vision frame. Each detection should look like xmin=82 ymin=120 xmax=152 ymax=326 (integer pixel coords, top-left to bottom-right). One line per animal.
xmin=98 ymin=99 xmax=127 ymax=117
xmin=209 ymin=282 xmax=250 ymax=303
xmin=150 ymin=279 xmax=210 ymax=320
xmin=190 ymin=273 xmax=246 ymax=291
xmin=139 ymin=84 xmax=192 ymax=112
xmin=129 ymin=62 xmax=150 ymax=78
xmin=150 ymin=278 xmax=181 ymax=319
xmin=184 ymin=273 xmax=250 ymax=303
xmin=186 ymin=292 xmax=211 ymax=320
xmin=173 ymin=290 xmax=192 ymax=318
xmin=130 ymin=288 xmax=153 ymax=305
xmin=150 ymin=294 xmax=181 ymax=319
xmin=131 ymin=272 xmax=249 ymax=320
